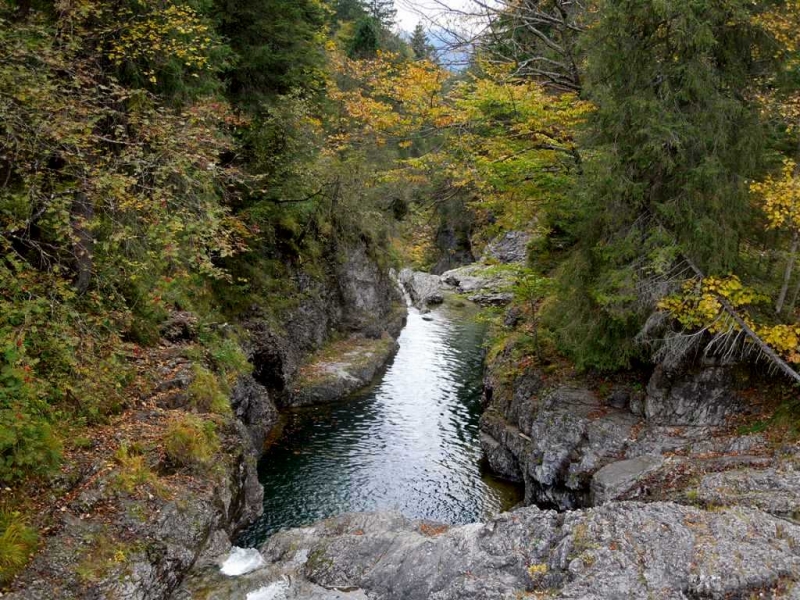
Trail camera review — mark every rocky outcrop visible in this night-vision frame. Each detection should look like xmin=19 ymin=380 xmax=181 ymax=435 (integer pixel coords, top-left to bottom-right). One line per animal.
xmin=175 ymin=501 xmax=800 ymax=599
xmin=6 ymin=415 xmax=262 ymax=600
xmin=479 ymin=334 xmax=777 ymax=511
xmin=401 ymin=230 xmax=532 ymax=308
xmin=481 ymin=381 xmax=639 ymax=509
xmin=694 ymin=450 xmax=800 ymax=519
xmin=430 ymin=219 xmax=475 ymax=275
xmin=644 ymin=363 xmax=746 ymax=425
xmin=483 ymin=230 xmax=532 ymax=264
xmin=590 ymin=454 xmax=665 ymax=505
xmin=231 ymin=374 xmax=279 ymax=452
xmin=290 ymin=335 xmax=399 ymax=406
xmin=245 ymin=243 xmax=406 ymax=404
xmin=441 ymin=263 xmax=516 ymax=306
xmin=398 ymin=268 xmax=444 ymax=307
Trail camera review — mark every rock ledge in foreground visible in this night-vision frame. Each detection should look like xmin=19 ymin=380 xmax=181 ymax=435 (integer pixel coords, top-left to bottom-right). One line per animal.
xmin=176 ymin=501 xmax=800 ymax=600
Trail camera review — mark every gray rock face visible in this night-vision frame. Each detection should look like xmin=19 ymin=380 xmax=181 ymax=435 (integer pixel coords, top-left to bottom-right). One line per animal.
xmin=7 ymin=419 xmax=262 ymax=600
xmin=479 ymin=334 xmax=771 ymax=511
xmin=591 ymin=454 xmax=665 ymax=505
xmin=696 ymin=454 xmax=800 ymax=519
xmin=246 ymin=243 xmax=406 ymax=403
xmin=645 ymin=364 xmax=745 ymax=426
xmin=176 ymin=502 xmax=800 ymax=600
xmin=430 ymin=220 xmax=475 ymax=275
xmin=482 ymin=384 xmax=639 ymax=509
xmin=398 ymin=268 xmax=444 ymax=307
xmin=231 ymin=374 xmax=279 ymax=452
xmin=336 ymin=244 xmax=405 ymax=335
xmin=483 ymin=230 xmax=532 ymax=264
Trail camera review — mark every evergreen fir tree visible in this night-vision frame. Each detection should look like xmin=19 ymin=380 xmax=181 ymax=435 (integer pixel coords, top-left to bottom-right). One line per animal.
xmin=547 ymin=0 xmax=770 ymax=369
xmin=212 ymin=0 xmax=327 ymax=107
xmin=410 ymin=22 xmax=432 ymax=60
xmin=365 ymin=0 xmax=395 ymax=28
xmin=334 ymin=0 xmax=366 ymax=22
xmin=349 ymin=16 xmax=381 ymax=57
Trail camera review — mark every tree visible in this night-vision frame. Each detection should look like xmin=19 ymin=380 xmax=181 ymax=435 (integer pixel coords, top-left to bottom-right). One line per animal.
xmin=365 ymin=0 xmax=395 ymax=28
xmin=212 ymin=0 xmax=327 ymax=107
xmin=477 ymin=0 xmax=592 ymax=92
xmin=348 ymin=16 xmax=380 ymax=58
xmin=410 ymin=22 xmax=433 ymax=60
xmin=333 ymin=0 xmax=366 ymax=22
xmin=547 ymin=0 xmax=771 ymax=370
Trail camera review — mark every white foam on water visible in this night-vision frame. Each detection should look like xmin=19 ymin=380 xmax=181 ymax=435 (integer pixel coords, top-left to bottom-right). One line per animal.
xmin=219 ymin=546 xmax=266 ymax=576
xmin=245 ymin=580 xmax=291 ymax=600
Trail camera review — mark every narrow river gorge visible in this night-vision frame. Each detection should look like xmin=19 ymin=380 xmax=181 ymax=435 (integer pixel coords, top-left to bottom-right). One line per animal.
xmin=239 ymin=303 xmax=522 ymax=547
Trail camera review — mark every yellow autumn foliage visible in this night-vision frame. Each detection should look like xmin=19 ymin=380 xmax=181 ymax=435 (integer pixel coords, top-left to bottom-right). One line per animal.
xmin=750 ymin=159 xmax=800 ymax=231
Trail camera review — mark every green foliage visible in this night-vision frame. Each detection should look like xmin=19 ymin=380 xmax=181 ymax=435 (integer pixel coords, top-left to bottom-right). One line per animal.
xmin=163 ymin=414 xmax=220 ymax=471
xmin=410 ymin=23 xmax=433 ymax=61
xmin=364 ymin=0 xmax=395 ymax=27
xmin=332 ymin=0 xmax=367 ymax=22
xmin=212 ymin=0 xmax=328 ymax=107
xmin=549 ymin=0 xmax=774 ymax=370
xmin=187 ymin=365 xmax=231 ymax=415
xmin=349 ymin=16 xmax=380 ymax=58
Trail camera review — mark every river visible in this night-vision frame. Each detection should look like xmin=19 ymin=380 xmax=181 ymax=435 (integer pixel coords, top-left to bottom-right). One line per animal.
xmin=238 ymin=303 xmax=521 ymax=546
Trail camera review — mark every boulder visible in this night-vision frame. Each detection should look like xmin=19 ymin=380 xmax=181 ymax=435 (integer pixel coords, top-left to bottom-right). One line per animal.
xmin=481 ymin=384 xmax=639 ymax=509
xmin=398 ymin=269 xmax=444 ymax=307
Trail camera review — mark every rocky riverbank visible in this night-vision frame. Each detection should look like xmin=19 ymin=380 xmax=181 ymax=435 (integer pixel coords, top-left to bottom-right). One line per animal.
xmin=162 ymin=332 xmax=800 ymax=600
xmin=5 ymin=243 xmax=407 ymax=599
xmin=478 ymin=335 xmax=795 ymax=513
xmin=4 ymin=342 xmax=265 ymax=600
xmin=11 ymin=230 xmax=799 ymax=600
xmin=167 ymin=229 xmax=800 ymax=600
xmin=173 ymin=499 xmax=800 ymax=599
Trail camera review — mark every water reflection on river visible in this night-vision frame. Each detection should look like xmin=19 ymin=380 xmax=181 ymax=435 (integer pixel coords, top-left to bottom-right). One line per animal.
xmin=239 ymin=304 xmax=522 ymax=546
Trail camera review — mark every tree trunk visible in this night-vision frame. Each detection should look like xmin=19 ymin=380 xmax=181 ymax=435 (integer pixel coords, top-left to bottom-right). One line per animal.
xmin=776 ymin=230 xmax=799 ymax=316
xmin=71 ymin=192 xmax=94 ymax=294
xmin=788 ymin=272 xmax=800 ymax=316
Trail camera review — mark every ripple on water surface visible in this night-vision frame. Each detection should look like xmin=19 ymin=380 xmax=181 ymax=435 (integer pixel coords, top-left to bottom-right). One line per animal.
xmin=238 ymin=305 xmax=522 ymax=546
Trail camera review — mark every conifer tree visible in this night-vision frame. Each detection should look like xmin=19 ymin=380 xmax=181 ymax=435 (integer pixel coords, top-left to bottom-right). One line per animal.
xmin=334 ymin=0 xmax=367 ymax=22
xmin=548 ymin=0 xmax=771 ymax=369
xmin=410 ymin=22 xmax=432 ymax=60
xmin=212 ymin=0 xmax=327 ymax=107
xmin=349 ymin=16 xmax=381 ymax=57
xmin=365 ymin=0 xmax=395 ymax=28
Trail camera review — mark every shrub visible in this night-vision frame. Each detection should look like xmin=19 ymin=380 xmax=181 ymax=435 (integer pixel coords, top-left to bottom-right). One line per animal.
xmin=112 ymin=444 xmax=157 ymax=494
xmin=187 ymin=365 xmax=230 ymax=415
xmin=0 ymin=407 xmax=61 ymax=483
xmin=162 ymin=415 xmax=220 ymax=471
xmin=204 ymin=334 xmax=252 ymax=387
xmin=0 ymin=510 xmax=37 ymax=584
